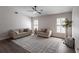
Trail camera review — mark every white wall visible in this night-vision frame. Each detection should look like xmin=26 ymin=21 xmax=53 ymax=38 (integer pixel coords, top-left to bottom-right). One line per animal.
xmin=38 ymin=12 xmax=72 ymax=38
xmin=0 ymin=7 xmax=31 ymax=40
xmin=72 ymin=7 xmax=79 ymax=53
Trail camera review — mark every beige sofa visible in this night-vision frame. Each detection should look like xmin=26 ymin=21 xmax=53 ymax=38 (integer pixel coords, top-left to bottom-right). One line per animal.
xmin=37 ymin=29 xmax=52 ymax=38
xmin=8 ymin=28 xmax=32 ymax=39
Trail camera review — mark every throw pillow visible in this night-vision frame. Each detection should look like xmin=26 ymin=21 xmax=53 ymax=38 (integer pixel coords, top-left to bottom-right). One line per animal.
xmin=44 ymin=29 xmax=47 ymax=32
xmin=24 ymin=29 xmax=29 ymax=32
xmin=19 ymin=29 xmax=23 ymax=33
xmin=15 ymin=31 xmax=19 ymax=34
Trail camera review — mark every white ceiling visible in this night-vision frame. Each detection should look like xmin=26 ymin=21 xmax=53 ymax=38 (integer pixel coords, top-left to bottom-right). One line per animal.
xmin=12 ymin=6 xmax=73 ymax=17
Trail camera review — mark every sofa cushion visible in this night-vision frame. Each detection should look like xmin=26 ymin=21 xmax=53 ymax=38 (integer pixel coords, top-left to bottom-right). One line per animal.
xmin=19 ymin=29 xmax=24 ymax=33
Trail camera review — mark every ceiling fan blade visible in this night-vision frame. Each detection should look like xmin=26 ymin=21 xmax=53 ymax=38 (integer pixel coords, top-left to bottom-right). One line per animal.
xmin=31 ymin=6 xmax=42 ymax=14
xmin=32 ymin=6 xmax=37 ymax=11
xmin=32 ymin=7 xmax=35 ymax=10
xmin=37 ymin=11 xmax=41 ymax=14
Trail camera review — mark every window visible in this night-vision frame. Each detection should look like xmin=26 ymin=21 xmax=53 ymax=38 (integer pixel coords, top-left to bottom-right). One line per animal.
xmin=56 ymin=18 xmax=66 ymax=33
xmin=34 ymin=19 xmax=38 ymax=30
xmin=27 ymin=21 xmax=31 ymax=29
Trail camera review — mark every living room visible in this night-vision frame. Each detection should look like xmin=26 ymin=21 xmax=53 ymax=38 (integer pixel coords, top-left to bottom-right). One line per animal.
xmin=0 ymin=6 xmax=79 ymax=53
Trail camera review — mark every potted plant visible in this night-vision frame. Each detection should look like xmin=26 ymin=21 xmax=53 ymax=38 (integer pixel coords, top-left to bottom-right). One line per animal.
xmin=63 ymin=18 xmax=74 ymax=48
xmin=63 ymin=18 xmax=72 ymax=38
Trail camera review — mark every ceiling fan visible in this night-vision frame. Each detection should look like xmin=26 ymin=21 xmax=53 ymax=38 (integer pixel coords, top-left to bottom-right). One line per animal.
xmin=28 ymin=6 xmax=43 ymax=14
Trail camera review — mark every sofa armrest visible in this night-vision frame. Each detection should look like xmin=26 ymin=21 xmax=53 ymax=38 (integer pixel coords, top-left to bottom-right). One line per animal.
xmin=8 ymin=30 xmax=17 ymax=38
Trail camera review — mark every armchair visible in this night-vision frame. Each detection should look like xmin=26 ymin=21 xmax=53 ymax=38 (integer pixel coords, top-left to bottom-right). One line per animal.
xmin=37 ymin=29 xmax=52 ymax=38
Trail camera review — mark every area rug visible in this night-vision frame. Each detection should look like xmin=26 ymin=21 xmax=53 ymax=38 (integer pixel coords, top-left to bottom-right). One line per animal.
xmin=12 ymin=35 xmax=64 ymax=53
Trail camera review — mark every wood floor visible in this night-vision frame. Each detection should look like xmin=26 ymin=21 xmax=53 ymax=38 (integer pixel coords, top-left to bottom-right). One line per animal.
xmin=0 ymin=39 xmax=30 ymax=53
xmin=0 ymin=38 xmax=75 ymax=53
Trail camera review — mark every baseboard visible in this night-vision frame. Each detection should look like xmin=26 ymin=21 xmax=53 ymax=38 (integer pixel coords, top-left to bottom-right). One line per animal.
xmin=52 ymin=36 xmax=65 ymax=39
xmin=0 ymin=36 xmax=10 ymax=40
